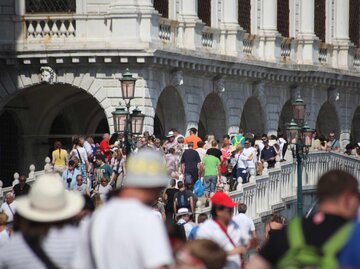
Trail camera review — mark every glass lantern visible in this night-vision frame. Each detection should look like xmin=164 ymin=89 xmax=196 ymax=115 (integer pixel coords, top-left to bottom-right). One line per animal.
xmin=112 ymin=107 xmax=129 ymax=133
xmin=131 ymin=108 xmax=145 ymax=135
xmin=120 ymin=69 xmax=137 ymax=100
xmin=302 ymin=123 xmax=313 ymax=147
xmin=292 ymin=97 xmax=306 ymax=125
xmin=286 ymin=119 xmax=300 ymax=145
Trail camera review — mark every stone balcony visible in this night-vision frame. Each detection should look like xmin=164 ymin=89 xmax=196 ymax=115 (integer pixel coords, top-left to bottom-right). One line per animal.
xmin=0 ymin=6 xmax=359 ymax=74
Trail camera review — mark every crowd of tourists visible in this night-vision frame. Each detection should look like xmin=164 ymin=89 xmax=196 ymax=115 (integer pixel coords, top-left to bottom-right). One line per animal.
xmin=0 ymin=127 xmax=360 ymax=269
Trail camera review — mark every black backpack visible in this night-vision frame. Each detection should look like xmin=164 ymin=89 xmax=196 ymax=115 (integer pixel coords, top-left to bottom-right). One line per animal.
xmin=176 ymin=191 xmax=190 ymax=209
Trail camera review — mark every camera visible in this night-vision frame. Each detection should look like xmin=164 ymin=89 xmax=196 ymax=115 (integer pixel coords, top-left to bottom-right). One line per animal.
xmin=66 ymin=178 xmax=72 ymax=184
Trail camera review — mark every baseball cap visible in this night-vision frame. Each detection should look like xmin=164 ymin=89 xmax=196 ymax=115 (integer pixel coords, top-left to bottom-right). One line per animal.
xmin=211 ymin=191 xmax=237 ymax=208
xmin=123 ymin=149 xmax=169 ymax=188
xmin=166 ymin=131 xmax=175 ymax=138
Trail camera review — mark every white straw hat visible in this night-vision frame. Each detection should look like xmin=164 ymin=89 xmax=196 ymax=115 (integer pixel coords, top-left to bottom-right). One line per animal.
xmin=176 ymin=208 xmax=192 ymax=217
xmin=16 ymin=174 xmax=84 ymax=222
xmin=123 ymin=149 xmax=169 ymax=188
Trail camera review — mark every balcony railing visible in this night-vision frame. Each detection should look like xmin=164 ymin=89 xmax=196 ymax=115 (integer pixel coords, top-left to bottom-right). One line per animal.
xmin=281 ymin=37 xmax=292 ymax=58
xmin=159 ymin=18 xmax=178 ymax=44
xmin=319 ymin=42 xmax=328 ymax=64
xmin=202 ymin=29 xmax=214 ymax=48
xmin=25 ymin=15 xmax=76 ymax=40
xmin=243 ymin=33 xmax=255 ymax=56
xmin=354 ymin=49 xmax=360 ymax=68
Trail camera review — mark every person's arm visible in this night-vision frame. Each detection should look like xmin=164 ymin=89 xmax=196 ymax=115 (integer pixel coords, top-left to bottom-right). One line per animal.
xmin=181 ymin=163 xmax=185 ymax=174
xmin=52 ymin=151 xmax=56 ymax=165
xmin=247 ymin=254 xmax=272 ymax=269
xmin=173 ymin=195 xmax=177 ymax=214
xmin=189 ymin=195 xmax=194 ymax=213
xmin=228 ymin=246 xmax=248 ymax=255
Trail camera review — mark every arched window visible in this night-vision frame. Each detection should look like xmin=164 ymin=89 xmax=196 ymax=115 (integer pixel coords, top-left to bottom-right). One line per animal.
xmin=277 ymin=0 xmax=289 ymax=37
xmin=349 ymin=0 xmax=359 ymax=47
xmin=26 ymin=0 xmax=75 ymax=13
xmin=198 ymin=0 xmax=211 ymax=26
xmin=314 ymin=0 xmax=326 ymax=42
xmin=238 ymin=0 xmax=251 ymax=33
xmin=153 ymin=0 xmax=169 ymax=18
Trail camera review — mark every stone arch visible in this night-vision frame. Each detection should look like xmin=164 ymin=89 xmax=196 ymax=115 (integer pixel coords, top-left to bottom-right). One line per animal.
xmin=240 ymin=97 xmax=265 ymax=136
xmin=198 ymin=93 xmax=226 ymax=141
xmin=278 ymin=100 xmax=293 ymax=135
xmin=316 ymin=102 xmax=340 ymax=137
xmin=0 ymin=82 xmax=109 ymax=177
xmin=154 ymin=86 xmax=186 ymax=138
xmin=351 ymin=106 xmax=360 ymax=143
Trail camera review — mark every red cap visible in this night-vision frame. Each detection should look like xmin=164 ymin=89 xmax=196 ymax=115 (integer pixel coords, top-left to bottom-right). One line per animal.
xmin=211 ymin=191 xmax=237 ymax=208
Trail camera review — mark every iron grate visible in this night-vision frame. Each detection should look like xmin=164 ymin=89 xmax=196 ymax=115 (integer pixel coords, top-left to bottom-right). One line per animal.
xmin=26 ymin=0 xmax=76 ymax=13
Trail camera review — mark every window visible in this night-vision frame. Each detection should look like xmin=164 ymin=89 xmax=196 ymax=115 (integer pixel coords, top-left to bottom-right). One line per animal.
xmin=277 ymin=0 xmax=289 ymax=37
xmin=153 ymin=0 xmax=169 ymax=18
xmin=314 ymin=0 xmax=326 ymax=42
xmin=349 ymin=0 xmax=360 ymax=47
xmin=26 ymin=0 xmax=76 ymax=13
xmin=238 ymin=0 xmax=251 ymax=33
xmin=198 ymin=0 xmax=211 ymax=26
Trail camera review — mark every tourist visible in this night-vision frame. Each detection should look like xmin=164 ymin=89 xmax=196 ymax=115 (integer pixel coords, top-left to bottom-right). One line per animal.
xmin=327 ymin=131 xmax=341 ymax=152
xmin=207 ymin=140 xmax=223 ymax=160
xmin=263 ymin=213 xmax=285 ymax=242
xmin=180 ymin=141 xmax=201 ymax=189
xmin=0 ymin=193 xmax=16 ymax=230
xmin=12 ymin=175 xmax=31 ymax=198
xmin=110 ymin=149 xmax=125 ymax=188
xmin=62 ymin=159 xmax=81 ymax=190
xmin=174 ymin=239 xmax=227 ymax=269
xmin=95 ymin=155 xmax=113 ymax=184
xmin=188 ymin=213 xmax=208 ymax=240
xmin=51 ymin=141 xmax=68 ymax=175
xmin=309 ymin=131 xmax=321 ymax=151
xmin=165 ymin=148 xmax=179 ymax=175
xmin=93 ymin=176 xmax=112 ymax=204
xmin=205 ymin=135 xmax=216 ymax=150
xmin=202 ymin=149 xmax=221 ymax=201
xmin=73 ymin=150 xmax=174 ymax=269
xmin=260 ymin=138 xmax=277 ymax=168
xmin=231 ymin=129 xmax=245 ymax=147
xmin=99 ymin=133 xmax=113 ymax=161
xmin=196 ymin=191 xmax=247 ymax=269
xmin=243 ymin=138 xmax=257 ymax=177
xmin=74 ymin=174 xmax=90 ymax=196
xmin=277 ymin=134 xmax=288 ymax=161
xmin=184 ymin=128 xmax=202 ymax=149
xmin=70 ymin=136 xmax=91 ymax=184
xmin=0 ymin=174 xmax=84 ymax=269
xmin=196 ymin=141 xmax=207 ymax=161
xmin=248 ymin=170 xmax=360 ymax=269
xmin=233 ymin=144 xmax=252 ymax=185
xmin=174 ymin=181 xmax=194 ymax=214
xmin=163 ymin=131 xmax=178 ymax=154
xmin=80 ymin=136 xmax=93 ymax=161
xmin=164 ymin=178 xmax=179 ymax=221
xmin=170 ymin=128 xmax=185 ymax=142
xmin=0 ymin=213 xmax=9 ymax=247
xmin=232 ymin=203 xmax=258 ymax=248
xmin=318 ymin=134 xmax=328 ymax=151
xmin=176 ymin=208 xmax=194 ymax=239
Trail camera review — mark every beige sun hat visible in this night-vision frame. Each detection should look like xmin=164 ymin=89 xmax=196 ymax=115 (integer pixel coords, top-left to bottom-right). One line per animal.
xmin=16 ymin=174 xmax=84 ymax=222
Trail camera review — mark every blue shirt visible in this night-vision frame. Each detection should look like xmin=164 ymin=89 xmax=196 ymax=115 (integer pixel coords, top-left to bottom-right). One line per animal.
xmin=188 ymin=226 xmax=199 ymax=240
xmin=62 ymin=168 xmax=81 ymax=190
xmin=339 ymin=220 xmax=360 ymax=268
xmin=231 ymin=135 xmax=245 ymax=146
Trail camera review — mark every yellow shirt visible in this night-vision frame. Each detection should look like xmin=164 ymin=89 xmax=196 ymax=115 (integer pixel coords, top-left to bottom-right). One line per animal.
xmin=52 ymin=149 xmax=68 ymax=167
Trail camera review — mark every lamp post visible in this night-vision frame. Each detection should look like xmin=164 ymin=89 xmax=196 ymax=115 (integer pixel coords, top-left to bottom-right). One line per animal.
xmin=286 ymin=97 xmax=313 ymax=216
xmin=112 ymin=69 xmax=145 ymax=156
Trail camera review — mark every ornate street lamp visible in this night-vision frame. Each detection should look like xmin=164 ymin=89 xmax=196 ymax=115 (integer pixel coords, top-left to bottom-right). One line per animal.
xmin=286 ymin=96 xmax=312 ymax=216
xmin=112 ymin=69 xmax=145 ymax=155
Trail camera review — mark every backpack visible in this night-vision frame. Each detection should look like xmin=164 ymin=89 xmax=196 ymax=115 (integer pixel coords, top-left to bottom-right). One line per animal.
xmin=277 ymin=217 xmax=354 ymax=269
xmin=176 ymin=191 xmax=190 ymax=209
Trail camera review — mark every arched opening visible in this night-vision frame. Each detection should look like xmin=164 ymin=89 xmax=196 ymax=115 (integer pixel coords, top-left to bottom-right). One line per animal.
xmin=278 ymin=100 xmax=293 ymax=135
xmin=198 ymin=93 xmax=226 ymax=141
xmin=316 ymin=102 xmax=340 ymax=138
xmin=0 ymin=111 xmax=21 ymax=187
xmin=0 ymin=83 xmax=108 ymax=185
xmin=240 ymin=97 xmax=264 ymax=136
xmin=351 ymin=106 xmax=360 ymax=143
xmin=154 ymin=87 xmax=186 ymax=139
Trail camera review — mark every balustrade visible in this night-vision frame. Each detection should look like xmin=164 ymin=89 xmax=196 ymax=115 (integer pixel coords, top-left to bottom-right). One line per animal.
xmin=25 ymin=15 xmax=76 ymax=40
xmin=159 ymin=18 xmax=178 ymax=43
xmin=243 ymin=33 xmax=255 ymax=56
xmin=354 ymin=49 xmax=360 ymax=67
xmin=319 ymin=42 xmax=328 ymax=64
xmin=280 ymin=37 xmax=292 ymax=58
xmin=202 ymin=30 xmax=214 ymax=48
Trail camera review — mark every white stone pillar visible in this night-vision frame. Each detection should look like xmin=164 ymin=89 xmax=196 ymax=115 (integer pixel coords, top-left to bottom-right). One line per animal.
xmin=177 ymin=0 xmax=203 ymax=49
xmin=331 ymin=0 xmax=352 ymax=69
xmin=107 ymin=0 xmax=160 ymax=45
xmin=219 ymin=0 xmax=243 ymax=57
xmin=296 ymin=0 xmax=319 ymax=64
xmin=255 ymin=0 xmax=282 ymax=61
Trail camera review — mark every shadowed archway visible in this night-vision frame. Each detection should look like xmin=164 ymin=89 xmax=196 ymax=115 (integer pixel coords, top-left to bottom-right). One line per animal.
xmin=316 ymin=102 xmax=340 ymax=137
xmin=351 ymin=106 xmax=360 ymax=143
xmin=240 ymin=97 xmax=265 ymax=136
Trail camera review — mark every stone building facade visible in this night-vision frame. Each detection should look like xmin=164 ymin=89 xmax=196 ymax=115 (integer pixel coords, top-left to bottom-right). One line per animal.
xmin=0 ymin=0 xmax=359 ymax=184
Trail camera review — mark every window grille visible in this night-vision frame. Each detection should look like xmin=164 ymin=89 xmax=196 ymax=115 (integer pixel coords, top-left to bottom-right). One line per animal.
xmin=154 ymin=0 xmax=169 ymax=18
xmin=198 ymin=0 xmax=211 ymax=26
xmin=238 ymin=0 xmax=251 ymax=33
xmin=26 ymin=0 xmax=76 ymax=13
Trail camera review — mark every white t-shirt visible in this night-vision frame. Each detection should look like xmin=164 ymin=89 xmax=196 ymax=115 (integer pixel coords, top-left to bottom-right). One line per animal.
xmin=0 ymin=229 xmax=9 ymax=248
xmin=196 ymin=219 xmax=241 ymax=269
xmin=83 ymin=141 xmax=93 ymax=157
xmin=0 ymin=225 xmax=80 ymax=269
xmin=0 ymin=201 xmax=16 ymax=223
xmin=71 ymin=147 xmax=88 ymax=164
xmin=232 ymin=213 xmax=256 ymax=246
xmin=72 ymin=198 xmax=173 ymax=269
xmin=243 ymin=147 xmax=257 ymax=168
xmin=97 ymin=184 xmax=113 ymax=202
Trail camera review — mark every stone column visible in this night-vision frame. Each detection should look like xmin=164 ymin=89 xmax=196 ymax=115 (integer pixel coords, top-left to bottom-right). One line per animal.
xmin=107 ymin=0 xmax=160 ymax=45
xmin=331 ymin=0 xmax=353 ymax=69
xmin=177 ymin=0 xmax=203 ymax=49
xmin=255 ymin=0 xmax=282 ymax=61
xmin=218 ymin=0 xmax=243 ymax=57
xmin=296 ymin=0 xmax=320 ymax=64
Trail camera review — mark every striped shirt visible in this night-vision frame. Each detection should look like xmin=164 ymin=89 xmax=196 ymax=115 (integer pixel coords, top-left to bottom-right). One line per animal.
xmin=0 ymin=225 xmax=80 ymax=269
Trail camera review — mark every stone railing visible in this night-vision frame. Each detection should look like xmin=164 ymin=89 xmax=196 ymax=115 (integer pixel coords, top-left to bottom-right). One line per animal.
xmin=201 ymin=27 xmax=220 ymax=49
xmin=159 ymin=18 xmax=178 ymax=43
xmin=319 ymin=42 xmax=328 ymax=64
xmin=354 ymin=49 xmax=360 ymax=68
xmin=280 ymin=37 xmax=292 ymax=59
xmin=24 ymin=15 xmax=76 ymax=40
xmin=243 ymin=33 xmax=255 ymax=56
xmin=195 ymin=151 xmax=360 ymax=222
